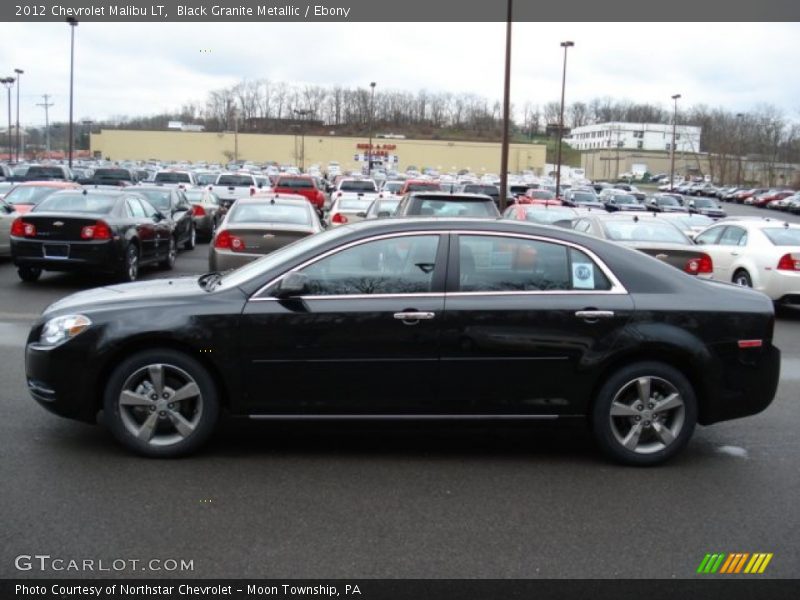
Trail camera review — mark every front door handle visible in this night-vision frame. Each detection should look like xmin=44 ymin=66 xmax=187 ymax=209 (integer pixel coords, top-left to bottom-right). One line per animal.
xmin=575 ymin=310 xmax=615 ymax=320
xmin=393 ymin=311 xmax=436 ymax=323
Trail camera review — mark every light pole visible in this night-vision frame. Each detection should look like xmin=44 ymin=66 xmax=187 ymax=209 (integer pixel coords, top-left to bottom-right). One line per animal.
xmin=669 ymin=94 xmax=681 ymax=191
xmin=736 ymin=112 xmax=744 ymax=188
xmin=82 ymin=120 xmax=94 ymax=154
xmin=498 ymin=0 xmax=512 ymax=211
xmin=293 ymin=108 xmax=311 ymax=171
xmin=555 ymin=41 xmax=574 ymax=199
xmin=1 ymin=77 xmax=13 ymax=162
xmin=67 ymin=17 xmax=78 ymax=168
xmin=232 ymin=108 xmax=239 ymax=163
xmin=14 ymin=68 xmax=23 ymax=162
xmin=37 ymin=94 xmax=54 ymax=156
xmin=367 ymin=82 xmax=376 ymax=176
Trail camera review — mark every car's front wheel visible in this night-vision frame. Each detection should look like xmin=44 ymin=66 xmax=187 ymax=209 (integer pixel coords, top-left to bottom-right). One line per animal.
xmin=117 ymin=243 xmax=139 ymax=282
xmin=184 ymin=225 xmax=196 ymax=250
xmin=592 ymin=362 xmax=697 ymax=466
xmin=160 ymin=236 xmax=177 ymax=270
xmin=103 ymin=349 xmax=219 ymax=457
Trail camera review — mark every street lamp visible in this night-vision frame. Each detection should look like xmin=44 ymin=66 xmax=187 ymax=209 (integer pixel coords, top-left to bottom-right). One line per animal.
xmin=67 ymin=17 xmax=78 ymax=168
xmin=367 ymin=82 xmax=376 ymax=176
xmin=293 ymin=108 xmax=311 ymax=171
xmin=669 ymin=93 xmax=681 ymax=191
xmin=498 ymin=0 xmax=513 ymax=211
xmin=555 ymin=41 xmax=574 ymax=199
xmin=736 ymin=112 xmax=744 ymax=188
xmin=0 ymin=77 xmax=13 ymax=162
xmin=14 ymin=68 xmax=23 ymax=162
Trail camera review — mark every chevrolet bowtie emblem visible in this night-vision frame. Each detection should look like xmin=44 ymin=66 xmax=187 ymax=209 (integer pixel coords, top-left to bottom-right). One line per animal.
xmin=262 ymin=233 xmax=275 ymax=238
xmin=655 ymin=253 xmax=668 ymax=260
xmin=53 ymin=221 xmax=64 ymax=227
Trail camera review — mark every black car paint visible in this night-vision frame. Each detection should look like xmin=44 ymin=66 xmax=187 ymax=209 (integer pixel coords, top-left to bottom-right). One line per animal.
xmin=26 ymin=219 xmax=779 ymax=428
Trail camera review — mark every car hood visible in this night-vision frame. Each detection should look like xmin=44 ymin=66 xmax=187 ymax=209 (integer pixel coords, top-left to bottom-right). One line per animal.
xmin=43 ymin=277 xmax=207 ymax=316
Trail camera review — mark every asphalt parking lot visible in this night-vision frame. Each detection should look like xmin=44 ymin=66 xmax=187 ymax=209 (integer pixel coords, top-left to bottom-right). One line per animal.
xmin=1 ymin=200 xmax=799 ymax=579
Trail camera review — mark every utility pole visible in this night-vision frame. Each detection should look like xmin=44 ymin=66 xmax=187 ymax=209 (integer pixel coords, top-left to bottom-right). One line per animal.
xmin=669 ymin=94 xmax=681 ymax=190
xmin=14 ymin=68 xmax=23 ymax=162
xmin=37 ymin=94 xmax=54 ymax=155
xmin=555 ymin=40 xmax=574 ymax=198
xmin=0 ymin=77 xmax=13 ymax=162
xmin=498 ymin=0 xmax=513 ymax=211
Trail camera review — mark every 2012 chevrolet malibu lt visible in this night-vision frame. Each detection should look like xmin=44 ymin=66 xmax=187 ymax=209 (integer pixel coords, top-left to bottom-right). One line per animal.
xmin=24 ymin=219 xmax=780 ymax=465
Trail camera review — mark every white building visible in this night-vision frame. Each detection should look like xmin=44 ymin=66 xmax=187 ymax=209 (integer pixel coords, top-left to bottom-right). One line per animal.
xmin=565 ymin=122 xmax=702 ymax=153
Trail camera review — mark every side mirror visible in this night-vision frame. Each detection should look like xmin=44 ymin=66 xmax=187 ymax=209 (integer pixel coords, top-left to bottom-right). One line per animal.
xmin=649 ymin=198 xmax=657 ymax=205
xmin=274 ymin=272 xmax=309 ymax=298
xmin=154 ymin=212 xmax=166 ymax=222
xmin=356 ymin=211 xmax=367 ymax=218
xmin=377 ymin=211 xmax=391 ymax=218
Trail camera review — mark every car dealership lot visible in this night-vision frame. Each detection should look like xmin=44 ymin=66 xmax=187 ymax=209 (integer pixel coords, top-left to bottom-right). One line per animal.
xmin=1 ymin=200 xmax=799 ymax=578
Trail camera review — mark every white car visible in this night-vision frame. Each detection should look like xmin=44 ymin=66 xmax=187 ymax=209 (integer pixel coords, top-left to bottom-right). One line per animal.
xmin=694 ymin=218 xmax=800 ymax=303
xmin=326 ymin=195 xmax=375 ymax=227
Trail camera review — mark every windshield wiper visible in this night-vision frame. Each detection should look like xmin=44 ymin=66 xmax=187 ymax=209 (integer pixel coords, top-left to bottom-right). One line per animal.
xmin=198 ymin=271 xmax=223 ymax=291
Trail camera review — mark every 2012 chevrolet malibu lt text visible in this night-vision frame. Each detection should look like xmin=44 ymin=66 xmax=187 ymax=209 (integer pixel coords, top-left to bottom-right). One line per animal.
xmin=24 ymin=218 xmax=781 ymax=465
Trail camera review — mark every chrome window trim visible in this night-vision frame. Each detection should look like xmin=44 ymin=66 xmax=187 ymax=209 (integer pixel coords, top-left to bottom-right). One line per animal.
xmin=249 ymin=228 xmax=628 ymax=302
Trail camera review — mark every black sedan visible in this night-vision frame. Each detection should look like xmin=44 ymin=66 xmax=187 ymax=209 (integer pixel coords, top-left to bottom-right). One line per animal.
xmin=135 ymin=186 xmax=197 ymax=250
xmin=24 ymin=219 xmax=779 ymax=465
xmin=687 ymin=197 xmax=726 ymax=219
xmin=11 ymin=189 xmax=176 ymax=282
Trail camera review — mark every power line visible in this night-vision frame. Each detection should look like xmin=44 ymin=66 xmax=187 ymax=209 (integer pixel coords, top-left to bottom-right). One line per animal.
xmin=36 ymin=94 xmax=54 ymax=153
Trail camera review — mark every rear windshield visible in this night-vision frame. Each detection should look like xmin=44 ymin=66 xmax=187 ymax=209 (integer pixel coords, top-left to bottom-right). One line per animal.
xmin=762 ymin=228 xmax=800 ymax=246
xmin=35 ymin=193 xmax=116 ymax=214
xmin=94 ymin=169 xmax=132 ymax=180
xmin=603 ymin=220 xmax=689 ymax=244
xmin=277 ymin=178 xmax=314 ymax=189
xmin=522 ymin=208 xmax=576 ymax=224
xmin=383 ymin=182 xmax=403 ymax=193
xmin=571 ymin=193 xmax=598 ymax=203
xmin=657 ymin=197 xmax=681 ymax=206
xmin=229 ymin=203 xmax=310 ymax=225
xmin=412 ymin=198 xmax=498 ymax=217
xmin=136 ymin=189 xmax=172 ymax=210
xmin=529 ymin=190 xmax=556 ymax=200
xmin=340 ymin=180 xmax=376 ymax=192
xmin=611 ymin=194 xmax=638 ymax=204
xmin=196 ymin=173 xmax=218 ymax=185
xmin=26 ymin=166 xmax=66 ymax=178
xmin=4 ymin=186 xmax=61 ymax=206
xmin=155 ymin=172 xmax=191 ymax=184
xmin=464 ymin=185 xmax=498 ymax=195
xmin=405 ymin=182 xmax=440 ymax=192
xmin=217 ymin=175 xmax=254 ymax=186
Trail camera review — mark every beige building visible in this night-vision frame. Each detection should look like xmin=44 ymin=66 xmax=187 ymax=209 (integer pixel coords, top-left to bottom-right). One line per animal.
xmin=90 ymin=129 xmax=547 ymax=174
xmin=580 ymin=148 xmax=711 ymax=181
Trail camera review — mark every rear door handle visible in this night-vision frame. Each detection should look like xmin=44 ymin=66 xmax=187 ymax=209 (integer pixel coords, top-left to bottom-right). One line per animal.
xmin=394 ymin=311 xmax=436 ymax=321
xmin=575 ymin=310 xmax=615 ymax=319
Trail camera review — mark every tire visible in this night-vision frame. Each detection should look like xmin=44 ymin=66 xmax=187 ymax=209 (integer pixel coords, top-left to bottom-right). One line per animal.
xmin=117 ymin=243 xmax=139 ymax=282
xmin=103 ymin=348 xmax=220 ymax=457
xmin=592 ymin=361 xmax=697 ymax=466
xmin=160 ymin=236 xmax=177 ymax=270
xmin=184 ymin=225 xmax=196 ymax=250
xmin=18 ymin=266 xmax=42 ymax=282
xmin=732 ymin=269 xmax=752 ymax=288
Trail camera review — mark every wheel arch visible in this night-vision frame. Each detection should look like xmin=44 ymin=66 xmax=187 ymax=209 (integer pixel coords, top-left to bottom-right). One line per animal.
xmin=94 ymin=337 xmax=232 ymax=415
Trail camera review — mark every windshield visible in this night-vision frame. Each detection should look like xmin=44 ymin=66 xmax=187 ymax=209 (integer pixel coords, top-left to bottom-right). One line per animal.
xmin=340 ymin=180 xmax=376 ymax=192
xmin=762 ymin=228 xmax=800 ymax=246
xmin=217 ymin=175 xmax=254 ymax=186
xmin=603 ymin=220 xmax=689 ymax=243
xmin=155 ymin=172 xmax=191 ymax=183
xmin=136 ymin=189 xmax=172 ymax=210
xmin=657 ymin=197 xmax=680 ymax=206
xmin=4 ymin=186 xmax=62 ymax=206
xmin=406 ymin=182 xmax=440 ymax=192
xmin=612 ymin=194 xmax=637 ymax=204
xmin=196 ymin=173 xmax=218 ymax=185
xmin=572 ymin=193 xmax=598 ymax=204
xmin=464 ymin=185 xmax=499 ymax=196
xmin=26 ymin=166 xmax=66 ymax=178
xmin=94 ymin=169 xmax=132 ymax=180
xmin=35 ymin=193 xmax=116 ymax=214
xmin=215 ymin=225 xmax=352 ymax=290
xmin=412 ymin=198 xmax=498 ymax=217
xmin=692 ymin=198 xmax=716 ymax=208
xmin=383 ymin=182 xmax=403 ymax=193
xmin=228 ymin=203 xmax=311 ymax=225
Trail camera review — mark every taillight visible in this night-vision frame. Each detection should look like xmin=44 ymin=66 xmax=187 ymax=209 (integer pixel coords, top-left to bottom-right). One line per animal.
xmin=214 ymin=230 xmax=245 ymax=251
xmin=10 ymin=217 xmax=29 ymax=237
xmin=777 ymin=253 xmax=800 ymax=271
xmin=331 ymin=213 xmax=348 ymax=224
xmin=685 ymin=254 xmax=713 ymax=274
xmin=80 ymin=221 xmax=112 ymax=240
xmin=193 ymin=204 xmax=206 ymax=217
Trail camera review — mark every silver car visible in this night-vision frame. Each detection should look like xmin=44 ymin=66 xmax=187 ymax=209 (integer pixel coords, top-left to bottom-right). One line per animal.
xmin=209 ymin=194 xmax=323 ymax=271
xmin=0 ymin=198 xmax=17 ymax=256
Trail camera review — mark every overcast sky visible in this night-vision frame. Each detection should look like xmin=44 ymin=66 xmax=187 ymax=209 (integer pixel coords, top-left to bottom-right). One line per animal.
xmin=1 ymin=22 xmax=798 ymax=127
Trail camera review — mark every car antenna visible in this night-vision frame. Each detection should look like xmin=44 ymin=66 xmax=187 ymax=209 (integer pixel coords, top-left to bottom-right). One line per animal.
xmin=633 ymin=215 xmax=639 ymax=222
xmin=83 ymin=189 xmax=88 ymax=195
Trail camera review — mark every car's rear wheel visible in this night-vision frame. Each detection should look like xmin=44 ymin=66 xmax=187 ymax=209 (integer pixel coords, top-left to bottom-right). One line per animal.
xmin=160 ymin=236 xmax=177 ymax=270
xmin=184 ymin=225 xmax=196 ymax=250
xmin=117 ymin=243 xmax=139 ymax=282
xmin=17 ymin=266 xmax=42 ymax=282
xmin=592 ymin=362 xmax=697 ymax=466
xmin=103 ymin=349 xmax=219 ymax=457
xmin=733 ymin=269 xmax=752 ymax=288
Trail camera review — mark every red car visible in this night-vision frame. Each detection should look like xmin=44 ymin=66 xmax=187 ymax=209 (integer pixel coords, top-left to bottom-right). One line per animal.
xmin=399 ymin=179 xmax=441 ymax=194
xmin=272 ymin=176 xmax=326 ymax=210
xmin=2 ymin=181 xmax=82 ymax=214
xmin=518 ymin=189 xmax=563 ymax=206
xmin=755 ymin=190 xmax=794 ymax=208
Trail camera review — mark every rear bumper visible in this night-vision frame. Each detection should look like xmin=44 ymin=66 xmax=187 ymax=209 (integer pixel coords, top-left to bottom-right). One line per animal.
xmin=209 ymin=248 xmax=260 ymax=271
xmin=700 ymin=344 xmax=781 ymax=425
xmin=12 ymin=239 xmax=121 ymax=272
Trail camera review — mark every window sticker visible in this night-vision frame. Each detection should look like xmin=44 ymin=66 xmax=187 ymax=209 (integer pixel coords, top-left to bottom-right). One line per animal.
xmin=572 ymin=263 xmax=595 ymax=289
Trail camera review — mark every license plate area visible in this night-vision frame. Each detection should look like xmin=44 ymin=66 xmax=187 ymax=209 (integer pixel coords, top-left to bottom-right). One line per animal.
xmin=43 ymin=243 xmax=69 ymax=259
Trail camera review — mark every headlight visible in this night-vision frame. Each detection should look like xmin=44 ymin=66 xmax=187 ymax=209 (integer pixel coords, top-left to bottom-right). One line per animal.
xmin=39 ymin=315 xmax=92 ymax=346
